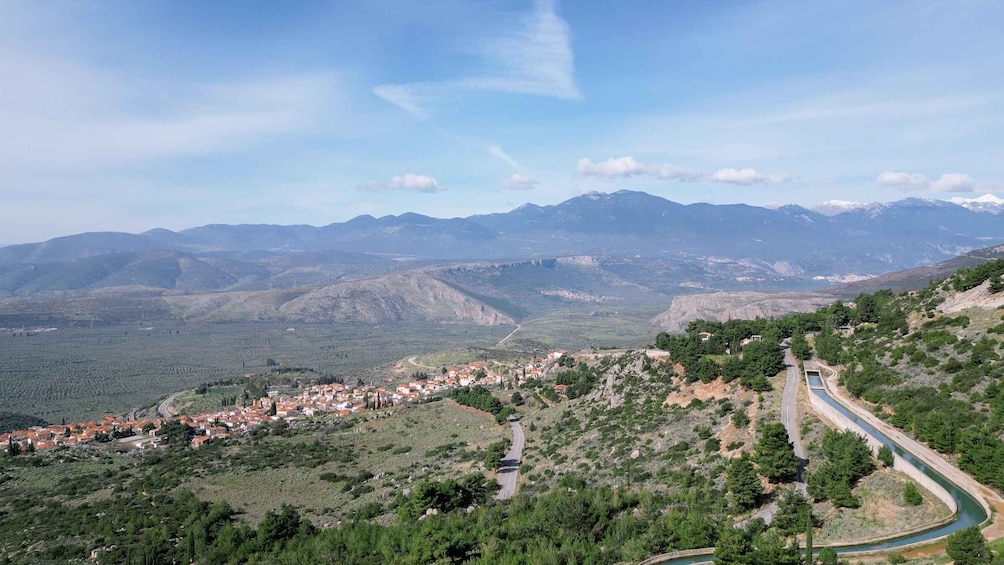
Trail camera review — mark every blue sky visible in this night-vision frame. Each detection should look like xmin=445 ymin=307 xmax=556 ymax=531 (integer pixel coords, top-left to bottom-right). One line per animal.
xmin=2 ymin=0 xmax=1003 ymax=243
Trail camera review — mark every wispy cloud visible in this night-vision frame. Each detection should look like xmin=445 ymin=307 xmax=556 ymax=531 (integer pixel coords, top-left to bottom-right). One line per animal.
xmin=576 ymin=157 xmax=791 ymax=186
xmin=373 ymin=0 xmax=580 ymax=119
xmin=358 ymin=174 xmax=444 ymax=193
xmin=0 ymin=51 xmax=338 ymax=173
xmin=502 ymin=173 xmax=539 ymax=190
xmin=876 ymin=171 xmax=980 ymax=193
xmin=490 ymin=145 xmax=525 ymax=171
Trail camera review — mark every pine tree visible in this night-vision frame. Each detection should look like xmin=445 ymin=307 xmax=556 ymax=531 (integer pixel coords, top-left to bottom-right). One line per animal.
xmin=805 ymin=513 xmax=813 ymax=565
xmin=726 ymin=453 xmax=764 ymax=511
xmin=877 ymin=444 xmax=894 ymax=467
xmin=945 ymin=525 xmax=993 ymax=565
xmin=753 ymin=422 xmax=799 ymax=483
xmin=790 ymin=332 xmax=811 ymax=360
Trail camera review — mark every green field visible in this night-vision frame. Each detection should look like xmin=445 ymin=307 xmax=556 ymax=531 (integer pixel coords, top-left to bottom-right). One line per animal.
xmin=0 ymin=322 xmax=511 ymax=424
xmin=508 ymin=306 xmax=665 ymax=351
xmin=173 ymin=386 xmax=248 ymax=416
xmin=0 ymin=304 xmax=671 ymax=426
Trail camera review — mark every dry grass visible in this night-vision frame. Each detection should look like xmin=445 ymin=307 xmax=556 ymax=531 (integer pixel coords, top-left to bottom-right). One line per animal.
xmin=181 ymin=400 xmax=508 ymax=525
xmin=814 ymin=469 xmax=953 ymax=544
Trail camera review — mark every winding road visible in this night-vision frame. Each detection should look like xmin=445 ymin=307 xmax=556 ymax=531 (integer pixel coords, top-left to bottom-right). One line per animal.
xmin=407 ymin=356 xmax=438 ymax=371
xmin=495 ymin=419 xmax=525 ymax=500
xmin=780 ymin=348 xmax=808 ymax=491
xmin=641 ymin=351 xmax=998 ymax=565
xmin=157 ymin=390 xmax=187 ymax=419
xmin=739 ymin=347 xmax=806 ymax=526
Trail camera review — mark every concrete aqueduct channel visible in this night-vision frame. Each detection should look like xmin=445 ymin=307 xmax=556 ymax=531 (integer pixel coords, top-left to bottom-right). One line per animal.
xmin=640 ymin=355 xmax=1000 ymax=565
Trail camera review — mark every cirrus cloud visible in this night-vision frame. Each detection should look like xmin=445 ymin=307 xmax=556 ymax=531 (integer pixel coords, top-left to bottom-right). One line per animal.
xmin=373 ymin=0 xmax=580 ymax=120
xmin=358 ymin=173 xmax=444 ymax=193
xmin=876 ymin=171 xmax=979 ymax=193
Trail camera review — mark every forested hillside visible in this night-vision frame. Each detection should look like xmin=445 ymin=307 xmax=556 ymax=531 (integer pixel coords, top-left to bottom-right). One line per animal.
xmin=810 ymin=258 xmax=1004 ymax=493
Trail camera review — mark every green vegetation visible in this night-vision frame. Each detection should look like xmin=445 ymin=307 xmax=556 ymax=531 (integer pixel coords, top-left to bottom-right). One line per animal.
xmin=946 ymin=525 xmax=995 ymax=564
xmin=0 ymin=322 xmax=510 ymax=424
xmin=655 ymin=318 xmax=789 ymax=392
xmin=726 ymin=453 xmax=764 ymax=511
xmin=17 ymin=257 xmax=1004 ymax=563
xmin=753 ymin=422 xmax=799 ymax=483
xmin=806 ymin=429 xmax=876 ymax=508
xmin=0 ymin=412 xmax=48 ymax=434
xmin=953 ymin=258 xmax=1004 ymax=293
xmin=450 ymin=385 xmax=516 ymax=424
xmin=902 ymin=481 xmax=923 ymax=506
xmin=484 ymin=438 xmax=511 ymax=470
xmin=713 ymin=523 xmax=801 ymax=565
xmin=877 ymin=444 xmax=894 ymax=468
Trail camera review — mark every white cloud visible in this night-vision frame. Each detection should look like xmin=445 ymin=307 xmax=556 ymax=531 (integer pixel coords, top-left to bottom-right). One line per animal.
xmin=490 ymin=145 xmax=525 ymax=171
xmin=373 ymin=0 xmax=580 ymax=119
xmin=576 ymin=156 xmax=647 ymax=178
xmin=576 ymin=157 xmax=789 ymax=185
xmin=502 ymin=173 xmax=539 ymax=190
xmin=359 ymin=173 xmax=444 ymax=193
xmin=931 ymin=173 xmax=978 ymax=193
xmin=875 ymin=171 xmax=931 ymax=190
xmin=711 ymin=168 xmax=793 ymax=185
xmin=575 ymin=157 xmax=697 ymax=180
xmin=875 ymin=171 xmax=980 ymax=193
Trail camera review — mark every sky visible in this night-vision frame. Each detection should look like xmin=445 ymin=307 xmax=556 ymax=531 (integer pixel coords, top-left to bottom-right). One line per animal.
xmin=2 ymin=0 xmax=1004 ymax=244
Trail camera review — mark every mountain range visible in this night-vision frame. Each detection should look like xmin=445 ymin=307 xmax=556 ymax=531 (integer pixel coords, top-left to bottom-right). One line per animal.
xmin=5 ymin=190 xmax=1004 ymax=272
xmin=813 ymin=193 xmax=1004 ymax=216
xmin=3 ymin=190 xmax=1004 ymax=327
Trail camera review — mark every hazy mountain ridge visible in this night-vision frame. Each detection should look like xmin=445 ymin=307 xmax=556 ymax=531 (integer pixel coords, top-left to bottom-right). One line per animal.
xmin=3 ymin=191 xmax=1004 ymax=327
xmin=4 ymin=191 xmax=1004 ymax=282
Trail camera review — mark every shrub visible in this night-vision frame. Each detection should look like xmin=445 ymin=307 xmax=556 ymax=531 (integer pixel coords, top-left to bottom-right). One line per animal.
xmin=903 ymin=481 xmax=923 ymax=506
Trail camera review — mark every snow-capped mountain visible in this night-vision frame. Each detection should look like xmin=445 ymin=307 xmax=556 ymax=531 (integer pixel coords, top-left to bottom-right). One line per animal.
xmin=812 ymin=200 xmax=867 ymax=216
xmin=948 ymin=194 xmax=1004 ymax=214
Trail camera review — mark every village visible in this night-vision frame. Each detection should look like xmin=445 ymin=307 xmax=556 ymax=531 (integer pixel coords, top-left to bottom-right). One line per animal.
xmin=2 ymin=351 xmax=568 ymax=453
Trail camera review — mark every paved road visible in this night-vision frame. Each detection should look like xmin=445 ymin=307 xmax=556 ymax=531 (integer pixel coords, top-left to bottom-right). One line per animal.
xmin=781 ymin=348 xmax=808 ymax=492
xmin=407 ymin=356 xmax=438 ymax=370
xmin=495 ymin=313 xmax=557 ymax=347
xmin=740 ymin=348 xmax=808 ymax=527
xmin=496 ymin=325 xmax=521 ymax=347
xmin=157 ymin=390 xmax=187 ymax=419
xmin=495 ymin=420 xmax=526 ymax=500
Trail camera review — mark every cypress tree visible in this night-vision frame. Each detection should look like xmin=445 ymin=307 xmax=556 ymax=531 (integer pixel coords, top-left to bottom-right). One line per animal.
xmin=805 ymin=513 xmax=813 ymax=565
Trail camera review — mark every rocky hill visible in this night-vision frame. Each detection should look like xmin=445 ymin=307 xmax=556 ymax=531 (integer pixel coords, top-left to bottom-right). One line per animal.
xmin=650 ymin=290 xmax=837 ymax=333
xmin=158 ymin=274 xmax=516 ymax=325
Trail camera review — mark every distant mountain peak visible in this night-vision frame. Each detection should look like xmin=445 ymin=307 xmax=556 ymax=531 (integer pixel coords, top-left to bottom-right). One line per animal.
xmin=895 ymin=196 xmax=957 ymax=207
xmin=949 ymin=193 xmax=1004 ymax=214
xmin=812 ymin=200 xmax=866 ymax=216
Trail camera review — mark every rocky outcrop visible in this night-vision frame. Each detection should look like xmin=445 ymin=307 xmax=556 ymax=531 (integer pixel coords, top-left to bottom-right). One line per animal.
xmin=278 ymin=274 xmax=515 ymax=325
xmin=651 ymin=291 xmax=837 ymax=333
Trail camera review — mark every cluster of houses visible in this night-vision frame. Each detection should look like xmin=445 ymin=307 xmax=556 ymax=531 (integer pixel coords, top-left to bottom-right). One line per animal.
xmin=3 ymin=352 xmax=569 ymax=453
